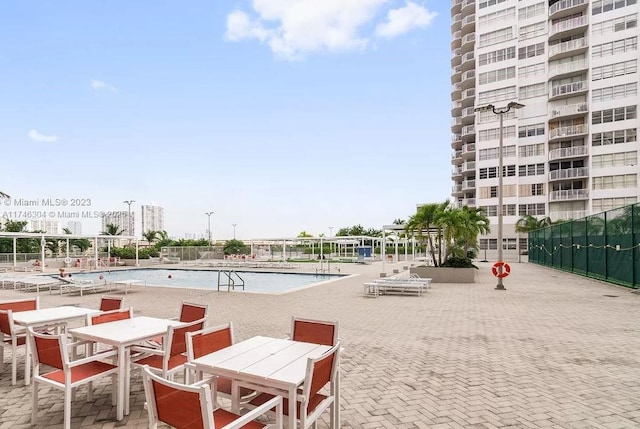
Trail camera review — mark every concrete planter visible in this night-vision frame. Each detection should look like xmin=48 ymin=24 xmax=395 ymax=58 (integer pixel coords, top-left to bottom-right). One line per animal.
xmin=122 ymin=259 xmax=156 ymax=267
xmin=410 ymin=266 xmax=477 ymax=283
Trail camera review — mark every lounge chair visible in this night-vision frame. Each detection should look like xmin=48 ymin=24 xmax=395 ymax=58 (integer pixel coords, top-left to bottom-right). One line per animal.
xmin=59 ymin=278 xmax=108 ymax=296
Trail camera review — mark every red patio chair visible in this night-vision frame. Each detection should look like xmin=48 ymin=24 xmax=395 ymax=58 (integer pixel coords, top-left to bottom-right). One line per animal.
xmin=0 ymin=296 xmax=39 ymax=312
xmin=29 ymin=328 xmax=118 ymax=429
xmin=0 ymin=309 xmax=28 ymax=385
xmin=244 ymin=341 xmax=341 ymax=429
xmin=141 ymin=365 xmax=283 ymax=429
xmin=99 ymin=295 xmax=125 ymax=312
xmin=291 ymin=316 xmax=339 ymax=346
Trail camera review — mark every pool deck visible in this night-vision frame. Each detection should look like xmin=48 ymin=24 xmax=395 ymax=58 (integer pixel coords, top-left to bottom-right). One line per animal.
xmin=1 ymin=260 xmax=639 ymax=428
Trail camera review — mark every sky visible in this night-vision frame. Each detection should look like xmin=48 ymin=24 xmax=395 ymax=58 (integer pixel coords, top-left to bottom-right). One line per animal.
xmin=0 ymin=0 xmax=453 ymax=240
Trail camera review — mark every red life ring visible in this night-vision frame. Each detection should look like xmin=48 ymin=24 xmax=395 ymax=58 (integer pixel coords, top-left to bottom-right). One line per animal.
xmin=491 ymin=261 xmax=511 ymax=278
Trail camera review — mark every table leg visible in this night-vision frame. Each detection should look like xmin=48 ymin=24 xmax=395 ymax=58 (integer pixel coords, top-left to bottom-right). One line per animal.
xmin=125 ymin=348 xmax=131 ymax=415
xmin=231 ymin=380 xmax=240 ymax=414
xmin=117 ymin=345 xmax=125 ymax=420
xmin=288 ymin=386 xmax=296 ymax=429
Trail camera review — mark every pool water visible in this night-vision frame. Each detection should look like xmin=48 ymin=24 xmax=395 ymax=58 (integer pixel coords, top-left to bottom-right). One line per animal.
xmin=70 ymin=268 xmax=342 ymax=294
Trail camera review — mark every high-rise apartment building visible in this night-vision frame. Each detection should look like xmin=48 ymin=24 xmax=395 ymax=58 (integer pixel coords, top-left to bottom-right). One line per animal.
xmin=66 ymin=221 xmax=82 ymax=235
xmin=101 ymin=211 xmax=133 ymax=236
xmin=451 ymin=0 xmax=639 ymax=258
xmin=29 ymin=219 xmax=61 ymax=234
xmin=141 ymin=205 xmax=164 ymax=233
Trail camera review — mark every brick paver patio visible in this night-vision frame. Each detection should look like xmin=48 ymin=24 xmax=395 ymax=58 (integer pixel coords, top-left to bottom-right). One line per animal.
xmin=1 ymin=260 xmax=639 ymax=428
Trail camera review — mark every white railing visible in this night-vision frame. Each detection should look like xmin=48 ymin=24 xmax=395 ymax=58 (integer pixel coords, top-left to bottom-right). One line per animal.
xmin=550 ymin=15 xmax=588 ymax=36
xmin=452 ymin=13 xmax=462 ymax=24
xmin=452 ymin=167 xmax=463 ymax=175
xmin=452 ymin=101 xmax=462 ymax=109
xmin=463 ymin=161 xmax=476 ymax=171
xmin=462 ymin=125 xmax=475 ymax=135
xmin=549 ymin=210 xmax=589 ymax=222
xmin=549 ymin=59 xmax=588 ymax=78
xmin=453 ymin=0 xmax=463 ymax=6
xmin=452 ymin=133 xmax=462 ymax=142
xmin=550 ymin=80 xmax=588 ymax=98
xmin=549 ymin=123 xmax=588 ymax=139
xmin=549 ymin=189 xmax=589 ymax=201
xmin=549 ymin=167 xmax=589 ymax=180
xmin=463 ymin=70 xmax=475 ymax=81
xmin=462 ymin=143 xmax=476 ymax=153
xmin=462 ymin=14 xmax=475 ymax=26
xmin=548 ymin=145 xmax=588 ymax=160
xmin=452 ymin=48 xmax=461 ymax=59
xmin=463 ymin=88 xmax=475 ymax=98
xmin=549 ymin=37 xmax=587 ymax=57
xmin=462 ymin=52 xmax=474 ymax=63
xmin=452 ymin=117 xmax=462 ymax=126
xmin=549 ymin=102 xmax=588 ymax=119
xmin=452 ymin=185 xmax=462 ymax=193
xmin=462 ymin=179 xmax=476 ymax=189
xmin=462 ymin=0 xmax=475 ymax=8
xmin=462 ymin=33 xmax=475 ymax=45
xmin=462 ymin=107 xmax=475 ymax=117
xmin=453 ymin=150 xmax=463 ymax=159
xmin=549 ymin=0 xmax=588 ymax=16
xmin=462 ymin=198 xmax=476 ymax=206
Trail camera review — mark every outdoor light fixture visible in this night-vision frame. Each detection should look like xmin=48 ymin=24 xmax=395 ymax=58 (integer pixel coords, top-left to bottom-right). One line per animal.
xmin=205 ymin=212 xmax=214 ymax=245
xmin=474 ymin=101 xmax=525 ymax=290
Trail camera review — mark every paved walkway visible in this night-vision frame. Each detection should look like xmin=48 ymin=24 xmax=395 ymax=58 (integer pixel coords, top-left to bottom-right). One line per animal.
xmin=1 ymin=260 xmax=639 ymax=428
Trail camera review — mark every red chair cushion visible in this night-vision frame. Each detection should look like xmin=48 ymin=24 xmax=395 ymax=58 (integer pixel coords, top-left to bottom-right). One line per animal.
xmin=43 ymin=361 xmax=116 ymax=384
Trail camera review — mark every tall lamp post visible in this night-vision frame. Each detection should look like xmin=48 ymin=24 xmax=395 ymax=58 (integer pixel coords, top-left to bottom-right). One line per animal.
xmin=232 ymin=223 xmax=237 ymax=240
xmin=328 ymin=226 xmax=333 ymax=257
xmin=474 ymin=101 xmax=524 ymax=290
xmin=123 ymin=200 xmax=135 ymax=242
xmin=205 ymin=212 xmax=214 ymax=245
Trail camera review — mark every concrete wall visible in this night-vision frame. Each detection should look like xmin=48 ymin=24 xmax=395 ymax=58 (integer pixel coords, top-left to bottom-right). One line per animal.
xmin=410 ymin=266 xmax=477 ymax=283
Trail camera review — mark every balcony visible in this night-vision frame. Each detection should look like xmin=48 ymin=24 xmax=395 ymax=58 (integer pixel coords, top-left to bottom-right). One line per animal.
xmin=548 ymin=58 xmax=588 ymax=79
xmin=549 ymin=210 xmax=588 ymax=222
xmin=462 ymin=32 xmax=475 ymax=50
xmin=462 ymin=70 xmax=475 ymax=89
xmin=452 ymin=151 xmax=463 ymax=164
xmin=462 ymin=88 xmax=475 ymax=99
xmin=548 ymin=145 xmax=588 ymax=161
xmin=549 ymin=102 xmax=588 ymax=120
xmin=462 ymin=161 xmax=476 ymax=172
xmin=451 ymin=116 xmax=462 ymax=127
xmin=549 ymin=189 xmax=589 ymax=201
xmin=548 ymin=123 xmax=588 ymax=140
xmin=462 ymin=106 xmax=475 ymax=120
xmin=452 ymin=167 xmax=463 ymax=177
xmin=550 ymin=80 xmax=588 ymax=99
xmin=461 ymin=51 xmax=475 ymax=70
xmin=461 ymin=179 xmax=476 ymax=189
xmin=549 ymin=167 xmax=589 ymax=181
xmin=550 ymin=15 xmax=588 ymax=38
xmin=462 ymin=144 xmax=476 ymax=159
xmin=549 ymin=37 xmax=588 ymax=60
xmin=462 ymin=124 xmax=475 ymax=136
xmin=452 ymin=184 xmax=463 ymax=194
xmin=451 ymin=13 xmax=462 ymax=31
xmin=461 ymin=14 xmax=475 ymax=30
xmin=549 ymin=0 xmax=588 ymax=19
xmin=461 ymin=0 xmax=475 ymax=13
xmin=462 ymin=198 xmax=476 ymax=206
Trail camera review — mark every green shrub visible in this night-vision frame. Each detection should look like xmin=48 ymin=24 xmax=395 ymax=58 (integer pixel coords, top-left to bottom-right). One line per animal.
xmin=441 ymin=256 xmax=478 ymax=269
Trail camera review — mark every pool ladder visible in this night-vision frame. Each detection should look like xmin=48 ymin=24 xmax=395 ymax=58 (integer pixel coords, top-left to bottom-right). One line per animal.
xmin=217 ymin=270 xmax=245 ymax=291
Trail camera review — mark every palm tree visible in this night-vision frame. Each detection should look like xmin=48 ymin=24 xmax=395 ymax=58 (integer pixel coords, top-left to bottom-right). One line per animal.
xmin=0 ymin=191 xmax=9 ymax=199
xmin=456 ymin=206 xmax=491 ymax=258
xmin=406 ymin=201 xmax=449 ymax=266
xmin=143 ymin=230 xmax=158 ymax=245
xmin=101 ymin=223 xmax=124 ymax=236
xmin=514 ymin=215 xmax=552 ymax=233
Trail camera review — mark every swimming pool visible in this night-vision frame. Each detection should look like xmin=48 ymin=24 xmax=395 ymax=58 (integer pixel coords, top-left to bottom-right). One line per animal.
xmin=69 ymin=269 xmax=343 ymax=294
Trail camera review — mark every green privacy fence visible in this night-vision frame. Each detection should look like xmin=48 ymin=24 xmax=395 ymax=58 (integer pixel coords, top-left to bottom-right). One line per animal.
xmin=528 ymin=203 xmax=640 ymax=289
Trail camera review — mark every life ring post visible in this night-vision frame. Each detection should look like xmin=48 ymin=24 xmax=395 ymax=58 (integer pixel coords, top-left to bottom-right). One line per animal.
xmin=491 ymin=261 xmax=511 ymax=289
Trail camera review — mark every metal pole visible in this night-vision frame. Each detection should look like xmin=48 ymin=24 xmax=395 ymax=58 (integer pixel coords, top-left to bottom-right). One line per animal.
xmin=205 ymin=212 xmax=214 ymax=245
xmin=123 ymin=200 xmax=135 ymax=239
xmin=496 ymin=109 xmax=505 ymax=290
xmin=232 ymin=224 xmax=237 ymax=240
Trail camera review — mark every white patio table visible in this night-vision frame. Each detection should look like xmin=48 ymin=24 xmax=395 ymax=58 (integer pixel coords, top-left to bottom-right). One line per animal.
xmin=68 ymin=316 xmax=185 ymax=421
xmin=13 ymin=305 xmax=100 ymax=385
xmin=109 ymin=279 xmax=144 ymax=295
xmin=190 ymin=335 xmax=339 ymax=429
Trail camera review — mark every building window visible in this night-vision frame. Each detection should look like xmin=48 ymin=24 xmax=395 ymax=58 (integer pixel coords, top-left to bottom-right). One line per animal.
xmin=519 ymin=82 xmax=547 ymax=99
xmin=592 ymin=13 xmax=638 ymax=35
xmin=479 ymin=67 xmax=516 ymax=85
xmin=479 ymin=145 xmax=516 ymax=160
xmin=592 ymin=174 xmax=637 ymax=190
xmin=479 ymin=7 xmax=516 ymax=26
xmin=518 ymin=203 xmax=546 ymax=216
xmin=592 ymin=128 xmax=637 ymax=146
xmin=592 ymin=197 xmax=637 ymax=212
xmin=490 ymin=186 xmax=498 ymax=198
xmin=504 ymin=238 xmax=517 ymax=250
xmin=518 ymin=163 xmax=545 ymax=177
xmin=478 ymin=47 xmax=516 ymax=66
xmin=479 ymin=0 xmax=507 ymax=9
xmin=518 ymin=143 xmax=545 ymax=157
xmin=518 ymin=123 xmax=545 ymax=138
xmin=479 ymin=27 xmax=515 ymax=48
xmin=478 ymin=126 xmax=516 ymax=141
xmin=518 ymin=2 xmax=545 ymax=20
xmin=592 ymin=36 xmax=638 ymax=58
xmin=592 ymin=151 xmax=637 ymax=168
xmin=479 ymin=167 xmax=498 ymax=179
xmin=592 ymin=83 xmax=637 ymax=102
xmin=592 ymin=105 xmax=637 ymax=124
xmin=519 ymin=21 xmax=546 ymax=40
xmin=479 ymin=239 xmax=498 ymax=250
xmin=592 ymin=60 xmax=638 ymax=81
xmin=593 ymin=0 xmax=638 ymax=15
xmin=518 ymin=63 xmax=545 ymax=79
xmin=518 ymin=42 xmax=545 ymax=59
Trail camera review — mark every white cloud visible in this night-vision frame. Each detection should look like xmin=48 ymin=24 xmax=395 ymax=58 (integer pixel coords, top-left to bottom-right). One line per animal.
xmin=375 ymin=2 xmax=437 ymax=38
xmin=28 ymin=130 xmax=59 ymax=142
xmin=225 ymin=0 xmax=391 ymax=60
xmin=91 ymin=79 xmax=118 ymax=92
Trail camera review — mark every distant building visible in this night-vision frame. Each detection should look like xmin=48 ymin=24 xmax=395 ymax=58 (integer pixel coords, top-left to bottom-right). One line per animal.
xmin=29 ymin=219 xmax=61 ymax=234
xmin=102 ymin=211 xmax=132 ymax=236
xmin=184 ymin=232 xmax=207 ymax=240
xmin=141 ymin=205 xmax=164 ymax=233
xmin=66 ymin=221 xmax=82 ymax=235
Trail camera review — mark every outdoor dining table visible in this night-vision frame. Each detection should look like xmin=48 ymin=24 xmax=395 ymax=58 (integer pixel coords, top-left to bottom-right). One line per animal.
xmin=190 ymin=335 xmax=340 ymax=429
xmin=68 ymin=316 xmax=185 ymax=421
xmin=13 ymin=305 xmax=100 ymax=385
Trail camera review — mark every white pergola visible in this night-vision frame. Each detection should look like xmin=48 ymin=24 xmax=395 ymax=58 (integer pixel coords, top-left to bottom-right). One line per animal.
xmin=0 ymin=231 xmax=138 ymax=272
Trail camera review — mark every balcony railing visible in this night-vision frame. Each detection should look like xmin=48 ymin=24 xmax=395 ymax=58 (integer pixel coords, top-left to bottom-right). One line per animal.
xmin=462 ymin=161 xmax=476 ymax=171
xmin=463 ymin=88 xmax=475 ymax=98
xmin=452 ymin=133 xmax=462 ymax=142
xmin=549 ymin=0 xmax=587 ymax=16
xmin=462 ymin=52 xmax=474 ymax=63
xmin=452 ymin=48 xmax=461 ymax=59
xmin=549 ymin=123 xmax=588 ymax=139
xmin=462 ymin=14 xmax=475 ymax=26
xmin=550 ymin=15 xmax=588 ymax=37
xmin=549 ymin=210 xmax=589 ymax=222
xmin=462 ymin=125 xmax=475 ymax=135
xmin=550 ymin=80 xmax=587 ymax=98
xmin=452 ymin=13 xmax=462 ymax=24
xmin=549 ymin=102 xmax=588 ymax=119
xmin=548 ymin=145 xmax=588 ymax=160
xmin=462 ymin=33 xmax=475 ymax=45
xmin=549 ymin=167 xmax=589 ymax=181
xmin=462 ymin=198 xmax=476 ymax=206
xmin=452 ymin=167 xmax=463 ymax=176
xmin=452 ymin=184 xmax=462 ymax=193
xmin=452 ymin=117 xmax=462 ymax=127
xmin=452 ymin=100 xmax=462 ymax=109
xmin=462 ymin=179 xmax=476 ymax=189
xmin=549 ymin=37 xmax=588 ymax=57
xmin=462 ymin=0 xmax=475 ymax=9
xmin=549 ymin=59 xmax=588 ymax=78
xmin=462 ymin=107 xmax=475 ymax=117
xmin=462 ymin=143 xmax=476 ymax=153
xmin=549 ymin=189 xmax=589 ymax=201
xmin=462 ymin=70 xmax=475 ymax=81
